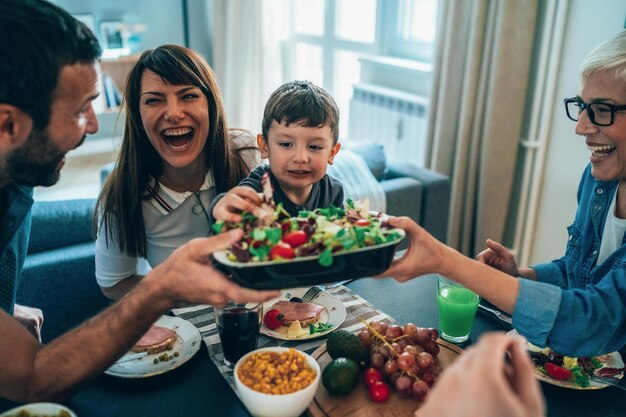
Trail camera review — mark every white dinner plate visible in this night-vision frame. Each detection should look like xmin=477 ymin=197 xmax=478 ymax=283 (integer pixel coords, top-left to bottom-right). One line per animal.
xmin=106 ymin=315 xmax=201 ymax=378
xmin=0 ymin=403 xmax=76 ymax=417
xmin=507 ymin=329 xmax=624 ymax=390
xmin=254 ymin=287 xmax=347 ymax=341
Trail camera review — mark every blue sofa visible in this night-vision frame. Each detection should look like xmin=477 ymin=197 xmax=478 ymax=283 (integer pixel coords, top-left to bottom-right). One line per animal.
xmin=335 ymin=142 xmax=451 ymax=244
xmin=16 ymin=199 xmax=110 ymax=343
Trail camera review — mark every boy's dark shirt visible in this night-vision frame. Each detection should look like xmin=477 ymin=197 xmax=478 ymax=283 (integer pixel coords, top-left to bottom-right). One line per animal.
xmin=208 ymin=164 xmax=344 ymax=221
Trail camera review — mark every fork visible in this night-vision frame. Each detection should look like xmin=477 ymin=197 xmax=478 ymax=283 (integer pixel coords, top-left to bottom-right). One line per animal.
xmin=301 ymin=285 xmax=324 ymax=303
xmin=301 ymin=280 xmax=351 ymax=303
xmin=588 ymin=374 xmax=626 ymax=391
xmin=477 ymin=303 xmax=512 ymax=325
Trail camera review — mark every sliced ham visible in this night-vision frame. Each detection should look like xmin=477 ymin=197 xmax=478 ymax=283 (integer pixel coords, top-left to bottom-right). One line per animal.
xmin=131 ymin=324 xmax=177 ymax=354
xmin=270 ymin=301 xmax=325 ymax=326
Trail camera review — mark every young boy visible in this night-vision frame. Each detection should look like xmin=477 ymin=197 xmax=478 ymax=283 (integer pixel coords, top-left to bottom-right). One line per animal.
xmin=211 ymin=80 xmax=343 ymax=222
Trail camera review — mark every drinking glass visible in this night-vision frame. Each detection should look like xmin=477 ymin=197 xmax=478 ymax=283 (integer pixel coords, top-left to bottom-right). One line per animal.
xmin=436 ymin=274 xmax=480 ymax=343
xmin=214 ymin=302 xmax=263 ymax=368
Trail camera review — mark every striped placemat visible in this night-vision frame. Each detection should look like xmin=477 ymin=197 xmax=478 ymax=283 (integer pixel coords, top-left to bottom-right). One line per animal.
xmin=171 ymin=285 xmax=394 ymax=391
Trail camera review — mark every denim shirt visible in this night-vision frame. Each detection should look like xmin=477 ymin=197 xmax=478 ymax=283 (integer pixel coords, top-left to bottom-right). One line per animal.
xmin=0 ymin=184 xmax=33 ymax=315
xmin=514 ymin=164 xmax=626 ymax=356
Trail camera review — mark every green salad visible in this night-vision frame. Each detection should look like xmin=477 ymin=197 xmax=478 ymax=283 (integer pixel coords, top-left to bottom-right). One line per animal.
xmin=213 ymin=199 xmax=403 ymax=267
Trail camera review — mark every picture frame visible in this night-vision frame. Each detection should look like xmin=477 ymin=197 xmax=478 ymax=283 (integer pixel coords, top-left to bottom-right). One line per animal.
xmin=73 ymin=13 xmax=95 ymax=32
xmin=99 ymin=21 xmax=130 ymax=54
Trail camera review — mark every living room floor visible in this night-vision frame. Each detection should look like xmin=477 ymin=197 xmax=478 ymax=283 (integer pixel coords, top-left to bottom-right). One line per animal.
xmin=34 ymin=139 xmax=118 ymax=201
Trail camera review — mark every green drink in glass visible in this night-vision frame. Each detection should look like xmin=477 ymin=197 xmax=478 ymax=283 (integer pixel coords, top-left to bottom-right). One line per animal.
xmin=436 ymin=274 xmax=480 ymax=343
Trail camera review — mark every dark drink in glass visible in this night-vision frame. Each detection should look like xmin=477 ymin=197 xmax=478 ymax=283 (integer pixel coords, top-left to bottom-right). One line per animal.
xmin=215 ymin=304 xmax=262 ymax=368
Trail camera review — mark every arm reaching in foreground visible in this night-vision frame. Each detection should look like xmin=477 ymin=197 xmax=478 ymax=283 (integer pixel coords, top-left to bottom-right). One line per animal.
xmin=0 ymin=229 xmax=279 ymax=403
xmin=379 ymin=217 xmax=521 ymax=314
xmin=416 ymin=332 xmax=545 ymax=417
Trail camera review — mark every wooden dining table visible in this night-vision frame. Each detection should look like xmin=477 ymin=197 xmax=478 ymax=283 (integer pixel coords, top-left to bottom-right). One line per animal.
xmin=1 ymin=274 xmax=624 ymax=416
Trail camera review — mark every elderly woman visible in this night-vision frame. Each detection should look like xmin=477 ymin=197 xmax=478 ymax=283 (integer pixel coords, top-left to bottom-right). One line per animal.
xmin=95 ymin=45 xmax=261 ymax=300
xmin=381 ymin=30 xmax=626 ymax=357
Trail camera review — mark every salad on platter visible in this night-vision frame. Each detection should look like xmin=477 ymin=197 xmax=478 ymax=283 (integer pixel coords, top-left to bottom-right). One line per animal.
xmin=527 ymin=341 xmax=624 ymax=388
xmin=212 ymin=173 xmax=404 ymax=267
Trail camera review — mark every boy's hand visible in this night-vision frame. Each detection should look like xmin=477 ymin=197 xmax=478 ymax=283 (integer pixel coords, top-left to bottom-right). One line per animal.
xmin=212 ymin=186 xmax=263 ymax=223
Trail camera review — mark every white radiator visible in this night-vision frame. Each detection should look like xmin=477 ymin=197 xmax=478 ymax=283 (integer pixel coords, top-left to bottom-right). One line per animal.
xmin=348 ymin=83 xmax=429 ymax=166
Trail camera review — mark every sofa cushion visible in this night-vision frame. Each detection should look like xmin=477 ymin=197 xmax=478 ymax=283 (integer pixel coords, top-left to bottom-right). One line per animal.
xmin=28 ymin=199 xmax=95 ymax=254
xmin=328 ymin=149 xmax=387 ymax=213
xmin=341 ymin=141 xmax=387 ymax=181
xmin=18 ymin=242 xmax=110 ymax=342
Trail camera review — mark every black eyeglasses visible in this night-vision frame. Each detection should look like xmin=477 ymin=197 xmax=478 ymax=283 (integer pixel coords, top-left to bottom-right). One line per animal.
xmin=564 ymin=97 xmax=626 ymax=126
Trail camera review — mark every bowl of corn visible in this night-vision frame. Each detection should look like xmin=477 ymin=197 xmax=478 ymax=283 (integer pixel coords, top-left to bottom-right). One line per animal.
xmin=234 ymin=347 xmax=320 ymax=417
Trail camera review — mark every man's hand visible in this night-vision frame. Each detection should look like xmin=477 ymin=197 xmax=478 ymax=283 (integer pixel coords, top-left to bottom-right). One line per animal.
xmin=13 ymin=304 xmax=44 ymax=342
xmin=415 ymin=332 xmax=545 ymax=417
xmin=212 ymin=186 xmax=262 ymax=223
xmin=145 ymin=228 xmax=279 ymax=308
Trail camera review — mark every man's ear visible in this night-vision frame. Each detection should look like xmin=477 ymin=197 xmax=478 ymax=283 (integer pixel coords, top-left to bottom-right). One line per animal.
xmin=256 ymin=133 xmax=269 ymax=159
xmin=327 ymin=142 xmax=341 ymax=165
xmin=0 ymin=104 xmax=32 ymax=153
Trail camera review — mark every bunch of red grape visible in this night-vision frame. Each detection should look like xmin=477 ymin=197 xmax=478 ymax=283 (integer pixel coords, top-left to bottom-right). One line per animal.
xmin=357 ymin=321 xmax=441 ymax=402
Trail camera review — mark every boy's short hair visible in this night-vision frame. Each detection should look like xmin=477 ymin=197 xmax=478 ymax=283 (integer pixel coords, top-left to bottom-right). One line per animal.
xmin=261 ymin=80 xmax=340 ymax=143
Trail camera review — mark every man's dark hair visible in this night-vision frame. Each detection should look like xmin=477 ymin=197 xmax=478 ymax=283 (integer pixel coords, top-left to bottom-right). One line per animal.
xmin=261 ymin=80 xmax=340 ymax=143
xmin=0 ymin=0 xmax=101 ymax=130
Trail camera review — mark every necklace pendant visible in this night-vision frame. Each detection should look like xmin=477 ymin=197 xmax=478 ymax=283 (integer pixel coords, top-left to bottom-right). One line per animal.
xmin=192 ymin=202 xmax=204 ymax=215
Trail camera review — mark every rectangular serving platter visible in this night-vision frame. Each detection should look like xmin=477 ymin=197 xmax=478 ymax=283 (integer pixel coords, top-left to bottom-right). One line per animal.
xmin=212 ymin=229 xmax=405 ymax=289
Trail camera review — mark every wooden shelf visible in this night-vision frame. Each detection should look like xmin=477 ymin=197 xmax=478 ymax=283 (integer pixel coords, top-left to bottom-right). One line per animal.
xmin=100 ymin=54 xmax=140 ymax=93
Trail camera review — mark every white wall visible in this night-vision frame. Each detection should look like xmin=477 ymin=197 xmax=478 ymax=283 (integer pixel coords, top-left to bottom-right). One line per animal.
xmin=54 ymin=0 xmax=190 ymax=140
xmin=529 ymin=0 xmax=626 ymax=264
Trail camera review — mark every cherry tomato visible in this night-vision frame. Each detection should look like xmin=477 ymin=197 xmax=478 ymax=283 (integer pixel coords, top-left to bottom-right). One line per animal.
xmin=281 ymin=230 xmax=308 ymax=248
xmin=269 ymin=242 xmax=295 ymax=260
xmin=281 ymin=221 xmax=292 ymax=233
xmin=263 ymin=309 xmax=284 ymax=330
xmin=544 ymin=362 xmax=572 ymax=380
xmin=364 ymin=367 xmax=383 ymax=386
xmin=368 ymin=381 xmax=390 ymax=403
xmin=354 ymin=219 xmax=371 ymax=227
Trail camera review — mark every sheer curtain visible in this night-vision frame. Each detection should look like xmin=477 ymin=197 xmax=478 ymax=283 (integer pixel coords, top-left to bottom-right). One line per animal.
xmin=427 ymin=0 xmax=540 ymax=255
xmin=212 ymin=0 xmax=289 ymax=133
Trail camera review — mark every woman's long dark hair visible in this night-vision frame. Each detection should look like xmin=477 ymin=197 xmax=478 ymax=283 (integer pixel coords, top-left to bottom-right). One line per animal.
xmin=95 ymin=45 xmax=251 ymax=257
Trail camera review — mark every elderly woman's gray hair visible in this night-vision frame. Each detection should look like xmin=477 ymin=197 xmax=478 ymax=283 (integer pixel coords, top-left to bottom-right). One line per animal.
xmin=580 ymin=30 xmax=626 ymax=81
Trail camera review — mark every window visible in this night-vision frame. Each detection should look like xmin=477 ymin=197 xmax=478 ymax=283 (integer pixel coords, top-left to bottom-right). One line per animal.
xmin=385 ymin=0 xmax=438 ymax=61
xmin=293 ymin=0 xmax=324 ymax=36
xmin=287 ymin=0 xmax=438 ymax=136
xmin=336 ymin=0 xmax=377 ymax=43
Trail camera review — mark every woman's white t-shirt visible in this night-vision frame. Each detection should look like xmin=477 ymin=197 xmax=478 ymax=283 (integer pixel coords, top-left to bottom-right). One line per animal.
xmin=598 ymin=185 xmax=626 ymax=264
xmin=95 ymin=132 xmax=260 ymax=288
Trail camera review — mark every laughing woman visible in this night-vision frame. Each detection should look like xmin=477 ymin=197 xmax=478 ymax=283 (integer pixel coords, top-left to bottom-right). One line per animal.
xmin=381 ymin=30 xmax=626 ymax=357
xmin=95 ymin=45 xmax=260 ymax=300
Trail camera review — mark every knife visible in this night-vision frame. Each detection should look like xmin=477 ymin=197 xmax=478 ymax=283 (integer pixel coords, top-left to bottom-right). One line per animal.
xmin=115 ymin=351 xmax=148 ymax=364
xmin=477 ymin=303 xmax=513 ymax=325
